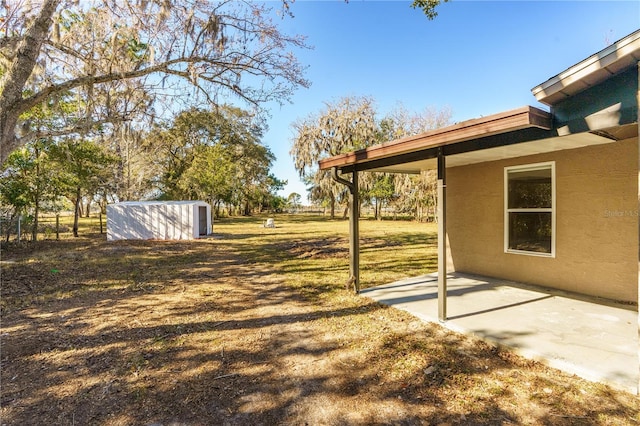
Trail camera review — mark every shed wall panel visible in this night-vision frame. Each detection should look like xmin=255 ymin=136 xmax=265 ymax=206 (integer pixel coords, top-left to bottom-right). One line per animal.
xmin=106 ymin=201 xmax=211 ymax=241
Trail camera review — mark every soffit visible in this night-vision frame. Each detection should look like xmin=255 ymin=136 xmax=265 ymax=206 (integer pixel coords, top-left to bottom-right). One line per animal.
xmin=369 ymin=127 xmax=633 ymax=174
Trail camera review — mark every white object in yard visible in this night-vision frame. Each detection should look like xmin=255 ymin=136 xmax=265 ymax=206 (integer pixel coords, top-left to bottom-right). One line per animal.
xmin=107 ymin=201 xmax=212 ymax=241
xmin=264 ymin=218 xmax=275 ymax=228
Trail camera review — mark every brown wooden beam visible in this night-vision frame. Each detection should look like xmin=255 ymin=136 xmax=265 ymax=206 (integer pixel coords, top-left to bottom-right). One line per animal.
xmin=338 ymin=127 xmax=555 ymax=174
xmin=319 ymin=106 xmax=552 ymax=172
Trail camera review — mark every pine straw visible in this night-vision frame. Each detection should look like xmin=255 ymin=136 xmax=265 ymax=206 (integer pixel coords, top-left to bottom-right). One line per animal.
xmin=1 ymin=215 xmax=638 ymax=425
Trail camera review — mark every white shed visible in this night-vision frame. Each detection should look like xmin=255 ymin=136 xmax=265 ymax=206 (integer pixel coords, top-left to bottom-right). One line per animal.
xmin=107 ymin=201 xmax=212 ymax=241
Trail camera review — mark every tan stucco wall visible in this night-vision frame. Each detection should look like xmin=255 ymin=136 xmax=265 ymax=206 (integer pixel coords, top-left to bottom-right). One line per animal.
xmin=446 ymin=137 xmax=638 ymax=303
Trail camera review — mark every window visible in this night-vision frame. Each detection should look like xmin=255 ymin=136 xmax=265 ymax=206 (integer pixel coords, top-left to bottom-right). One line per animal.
xmin=504 ymin=162 xmax=555 ymax=257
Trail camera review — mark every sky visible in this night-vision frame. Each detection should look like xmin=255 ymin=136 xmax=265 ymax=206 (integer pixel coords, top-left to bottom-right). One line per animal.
xmin=260 ymin=0 xmax=640 ymax=201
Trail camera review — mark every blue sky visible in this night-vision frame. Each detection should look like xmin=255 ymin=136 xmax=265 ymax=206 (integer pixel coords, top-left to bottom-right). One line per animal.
xmin=261 ymin=1 xmax=640 ymax=200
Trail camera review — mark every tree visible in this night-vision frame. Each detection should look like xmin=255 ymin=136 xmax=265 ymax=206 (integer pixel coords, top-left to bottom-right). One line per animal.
xmin=49 ymin=138 xmax=117 ymax=237
xmin=229 ymin=140 xmax=278 ymax=215
xmin=152 ymin=106 xmax=281 ymax=216
xmin=378 ymin=103 xmax=452 ymax=141
xmin=378 ymin=104 xmax=451 ymax=220
xmin=411 ymin=0 xmax=448 ymax=19
xmin=178 ymin=144 xmax=235 ymax=215
xmin=0 ymin=148 xmax=36 ymax=241
xmin=110 ymin=123 xmax=159 ymax=202
xmin=287 ymin=192 xmax=302 ymax=211
xmin=0 ymin=140 xmax=61 ymax=241
xmin=151 ymin=107 xmax=264 ymax=195
xmin=0 ymin=0 xmax=310 ymax=164
xmin=256 ymin=175 xmax=287 ymax=214
xmin=391 ymin=171 xmax=438 ymax=221
xmin=290 ymin=96 xmax=378 ymax=218
xmin=364 ymin=173 xmax=396 ymax=220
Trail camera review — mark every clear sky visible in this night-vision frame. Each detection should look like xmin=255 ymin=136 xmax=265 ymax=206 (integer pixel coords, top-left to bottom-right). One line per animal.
xmin=261 ymin=0 xmax=640 ymax=201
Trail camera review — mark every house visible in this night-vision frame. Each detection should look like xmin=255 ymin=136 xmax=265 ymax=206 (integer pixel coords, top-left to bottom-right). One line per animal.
xmin=319 ymin=30 xmax=639 ymax=318
xmin=107 ymin=201 xmax=212 ymax=241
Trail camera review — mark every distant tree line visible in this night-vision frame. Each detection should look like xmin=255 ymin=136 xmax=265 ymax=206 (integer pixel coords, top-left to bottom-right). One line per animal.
xmin=0 ymin=106 xmax=286 ymax=240
xmin=1 ymin=1 xmax=309 ymax=240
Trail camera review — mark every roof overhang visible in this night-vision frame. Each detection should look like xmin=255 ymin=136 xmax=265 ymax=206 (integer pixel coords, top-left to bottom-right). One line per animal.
xmin=318 ymin=106 xmax=636 ymax=174
xmin=319 ymin=30 xmax=639 ymax=176
xmin=319 ymin=106 xmax=553 ymax=173
xmin=532 ymin=30 xmax=640 ymax=106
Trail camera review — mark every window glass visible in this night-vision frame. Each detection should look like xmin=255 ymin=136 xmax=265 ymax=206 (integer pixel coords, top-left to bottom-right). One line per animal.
xmin=508 ymin=212 xmax=552 ymax=253
xmin=507 ymin=168 xmax=551 ymax=209
xmin=505 ymin=163 xmax=554 ymax=256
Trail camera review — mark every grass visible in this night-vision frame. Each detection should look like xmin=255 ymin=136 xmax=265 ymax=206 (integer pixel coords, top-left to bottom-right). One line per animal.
xmin=216 ymin=214 xmax=437 ymax=293
xmin=1 ymin=214 xmax=638 ymax=425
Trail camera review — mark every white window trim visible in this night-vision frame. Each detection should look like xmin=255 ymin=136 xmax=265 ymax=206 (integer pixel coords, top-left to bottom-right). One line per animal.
xmin=504 ymin=161 xmax=556 ymax=258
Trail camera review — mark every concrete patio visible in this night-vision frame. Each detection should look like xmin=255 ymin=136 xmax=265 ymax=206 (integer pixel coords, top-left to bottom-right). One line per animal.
xmin=361 ymin=272 xmax=638 ymax=393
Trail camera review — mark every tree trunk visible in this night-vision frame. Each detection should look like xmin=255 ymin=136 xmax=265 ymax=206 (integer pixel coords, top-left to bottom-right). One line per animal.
xmin=5 ymin=212 xmax=14 ymax=242
xmin=32 ymin=198 xmax=39 ymax=242
xmin=342 ymin=205 xmax=349 ymax=220
xmin=114 ymin=131 xmax=125 ymax=200
xmin=32 ymin=145 xmax=40 ymax=241
xmin=73 ymin=187 xmax=81 ymax=237
xmin=85 ymin=199 xmax=91 ymax=218
xmin=0 ymin=0 xmax=61 ymax=164
xmin=329 ymin=193 xmax=336 ymax=219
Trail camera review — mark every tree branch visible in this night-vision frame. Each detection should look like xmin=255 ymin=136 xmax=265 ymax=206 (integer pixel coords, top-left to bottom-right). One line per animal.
xmin=0 ymin=0 xmax=61 ymax=163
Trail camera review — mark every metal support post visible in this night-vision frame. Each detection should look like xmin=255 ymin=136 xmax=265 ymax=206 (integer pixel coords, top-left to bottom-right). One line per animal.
xmin=437 ymin=148 xmax=447 ymax=322
xmin=350 ymin=171 xmax=360 ymax=293
xmin=332 ymin=167 xmax=360 ymax=294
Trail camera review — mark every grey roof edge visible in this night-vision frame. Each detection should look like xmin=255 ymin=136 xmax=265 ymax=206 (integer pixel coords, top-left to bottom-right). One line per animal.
xmin=532 ymin=29 xmax=640 ymax=106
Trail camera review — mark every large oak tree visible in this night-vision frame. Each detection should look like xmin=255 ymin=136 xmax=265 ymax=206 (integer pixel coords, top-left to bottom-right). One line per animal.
xmin=0 ymin=0 xmax=310 ymax=163
xmin=290 ymin=96 xmax=378 ymax=218
xmin=291 ymin=99 xmax=451 ymax=219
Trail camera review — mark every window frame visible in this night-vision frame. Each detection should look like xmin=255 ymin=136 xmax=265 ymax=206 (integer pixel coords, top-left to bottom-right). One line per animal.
xmin=504 ymin=161 xmax=556 ymax=258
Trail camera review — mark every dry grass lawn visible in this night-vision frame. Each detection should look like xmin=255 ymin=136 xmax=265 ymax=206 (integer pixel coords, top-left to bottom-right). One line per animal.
xmin=1 ymin=215 xmax=638 ymax=425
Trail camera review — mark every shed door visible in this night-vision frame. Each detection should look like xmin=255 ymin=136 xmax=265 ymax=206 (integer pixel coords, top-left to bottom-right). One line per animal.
xmin=198 ymin=206 xmax=208 ymax=236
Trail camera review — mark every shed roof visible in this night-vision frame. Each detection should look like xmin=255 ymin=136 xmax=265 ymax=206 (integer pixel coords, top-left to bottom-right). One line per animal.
xmin=115 ymin=201 xmax=209 ymax=206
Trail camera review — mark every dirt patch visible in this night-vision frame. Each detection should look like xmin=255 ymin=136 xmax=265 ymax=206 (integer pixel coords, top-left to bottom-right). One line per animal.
xmin=275 ymin=237 xmax=348 ymax=259
xmin=1 ymin=227 xmax=639 ymax=425
xmin=275 ymin=236 xmax=404 ymax=260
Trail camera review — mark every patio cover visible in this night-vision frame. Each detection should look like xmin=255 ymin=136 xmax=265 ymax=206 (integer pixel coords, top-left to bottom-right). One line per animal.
xmin=318 ymin=29 xmax=639 ymax=309
xmin=318 ymin=30 xmax=639 ymax=391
